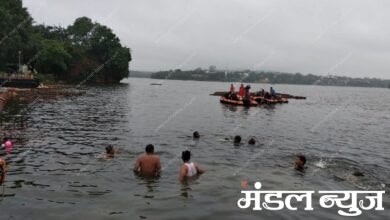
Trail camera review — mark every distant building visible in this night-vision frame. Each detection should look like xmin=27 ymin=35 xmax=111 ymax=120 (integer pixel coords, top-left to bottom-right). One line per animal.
xmin=208 ymin=65 xmax=217 ymax=73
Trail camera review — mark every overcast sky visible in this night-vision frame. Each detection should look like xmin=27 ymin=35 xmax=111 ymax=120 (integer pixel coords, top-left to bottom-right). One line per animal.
xmin=24 ymin=0 xmax=390 ymax=79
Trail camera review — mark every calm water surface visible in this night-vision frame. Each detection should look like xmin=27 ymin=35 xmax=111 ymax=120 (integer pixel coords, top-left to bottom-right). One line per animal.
xmin=1 ymin=78 xmax=389 ymax=219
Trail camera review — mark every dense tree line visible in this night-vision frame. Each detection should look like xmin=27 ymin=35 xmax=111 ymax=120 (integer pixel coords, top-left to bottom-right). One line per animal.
xmin=150 ymin=69 xmax=390 ymax=88
xmin=0 ymin=0 xmax=131 ymax=83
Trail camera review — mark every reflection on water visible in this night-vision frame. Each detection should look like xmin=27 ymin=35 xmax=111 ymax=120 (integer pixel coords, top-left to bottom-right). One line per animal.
xmin=0 ymin=79 xmax=389 ymax=219
xmin=135 ymin=173 xmax=161 ymax=195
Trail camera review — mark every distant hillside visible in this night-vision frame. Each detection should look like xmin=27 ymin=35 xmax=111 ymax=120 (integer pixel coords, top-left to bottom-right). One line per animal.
xmin=149 ymin=68 xmax=390 ymax=88
xmin=129 ymin=71 xmax=153 ymax=78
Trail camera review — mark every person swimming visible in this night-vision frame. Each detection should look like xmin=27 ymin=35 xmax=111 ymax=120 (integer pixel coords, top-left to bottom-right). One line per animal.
xmin=193 ymin=131 xmax=200 ymax=139
xmin=248 ymin=138 xmax=256 ymax=145
xmin=179 ymin=150 xmax=205 ymax=181
xmin=294 ymin=155 xmax=306 ymax=171
xmin=2 ymin=138 xmax=12 ymax=154
xmin=134 ymin=144 xmax=161 ymax=176
xmin=234 ymin=135 xmax=242 ymax=145
xmin=105 ymin=145 xmax=115 ymax=158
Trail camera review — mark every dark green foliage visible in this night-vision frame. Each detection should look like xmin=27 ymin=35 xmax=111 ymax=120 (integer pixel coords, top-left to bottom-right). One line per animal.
xmin=0 ymin=1 xmax=131 ymax=83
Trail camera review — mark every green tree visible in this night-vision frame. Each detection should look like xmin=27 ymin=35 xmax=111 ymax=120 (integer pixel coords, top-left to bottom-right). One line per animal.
xmin=0 ymin=0 xmax=34 ymax=72
xmin=35 ymin=39 xmax=71 ymax=79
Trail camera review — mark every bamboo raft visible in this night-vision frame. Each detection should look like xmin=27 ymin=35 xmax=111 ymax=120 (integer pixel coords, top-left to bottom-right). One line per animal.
xmin=210 ymin=91 xmax=306 ymax=99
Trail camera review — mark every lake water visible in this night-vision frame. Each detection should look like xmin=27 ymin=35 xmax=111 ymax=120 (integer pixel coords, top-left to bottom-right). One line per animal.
xmin=1 ymin=78 xmax=389 ymax=219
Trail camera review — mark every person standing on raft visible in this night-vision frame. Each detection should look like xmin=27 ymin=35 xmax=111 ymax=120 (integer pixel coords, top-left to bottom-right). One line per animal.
xmin=238 ymin=84 xmax=245 ymax=97
xmin=243 ymin=85 xmax=251 ymax=106
xmin=230 ymin=84 xmax=235 ymax=93
xmin=270 ymin=87 xmax=276 ymax=97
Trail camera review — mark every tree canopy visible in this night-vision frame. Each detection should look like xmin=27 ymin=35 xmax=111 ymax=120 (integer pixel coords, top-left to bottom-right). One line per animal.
xmin=0 ymin=0 xmax=131 ymax=83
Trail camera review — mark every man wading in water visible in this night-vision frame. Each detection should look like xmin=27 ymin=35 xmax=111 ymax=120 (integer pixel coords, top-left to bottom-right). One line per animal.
xmin=179 ymin=150 xmax=205 ymax=182
xmin=133 ymin=144 xmax=161 ymax=177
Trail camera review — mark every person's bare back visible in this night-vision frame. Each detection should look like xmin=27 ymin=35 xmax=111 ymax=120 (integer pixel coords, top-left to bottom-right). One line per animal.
xmin=133 ymin=144 xmax=161 ymax=176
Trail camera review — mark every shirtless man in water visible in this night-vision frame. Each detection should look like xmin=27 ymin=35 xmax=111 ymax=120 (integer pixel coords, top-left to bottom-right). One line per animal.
xmin=133 ymin=144 xmax=161 ymax=176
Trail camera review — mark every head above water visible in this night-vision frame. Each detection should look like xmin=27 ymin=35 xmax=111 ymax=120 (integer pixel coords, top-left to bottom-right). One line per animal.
xmin=106 ymin=145 xmax=114 ymax=154
xmin=234 ymin=135 xmax=241 ymax=144
xmin=145 ymin=144 xmax=154 ymax=154
xmin=294 ymin=154 xmax=306 ymax=170
xmin=193 ymin=131 xmax=200 ymax=139
xmin=182 ymin=150 xmax=191 ymax=162
xmin=248 ymin=138 xmax=256 ymax=145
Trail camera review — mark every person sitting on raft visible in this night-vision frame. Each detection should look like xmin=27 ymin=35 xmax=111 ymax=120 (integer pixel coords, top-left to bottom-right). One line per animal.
xmin=224 ymin=91 xmax=239 ymax=101
xmin=264 ymin=91 xmax=271 ymax=99
xmin=179 ymin=150 xmax=205 ymax=182
xmin=0 ymin=157 xmax=5 ymax=185
xmin=256 ymin=89 xmax=265 ymax=97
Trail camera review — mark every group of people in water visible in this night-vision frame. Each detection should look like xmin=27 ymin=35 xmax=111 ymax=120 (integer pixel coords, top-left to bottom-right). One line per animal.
xmin=102 ymin=137 xmax=206 ymax=181
xmin=101 ymin=131 xmax=306 ymax=183
xmin=0 ymin=131 xmax=306 ymax=187
xmin=225 ymin=84 xmax=278 ymax=103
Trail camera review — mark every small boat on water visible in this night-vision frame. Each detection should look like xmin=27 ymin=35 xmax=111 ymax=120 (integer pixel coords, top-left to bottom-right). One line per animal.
xmin=210 ymin=91 xmax=306 ymax=99
xmin=150 ymin=83 xmax=162 ymax=85
xmin=219 ymin=96 xmax=258 ymax=107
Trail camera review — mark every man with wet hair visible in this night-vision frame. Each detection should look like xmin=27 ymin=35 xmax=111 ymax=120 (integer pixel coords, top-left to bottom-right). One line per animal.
xmin=105 ymin=145 xmax=115 ymax=158
xmin=193 ymin=131 xmax=200 ymax=139
xmin=179 ymin=150 xmax=205 ymax=181
xmin=234 ymin=135 xmax=242 ymax=145
xmin=134 ymin=144 xmax=161 ymax=176
xmin=294 ymin=155 xmax=306 ymax=171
